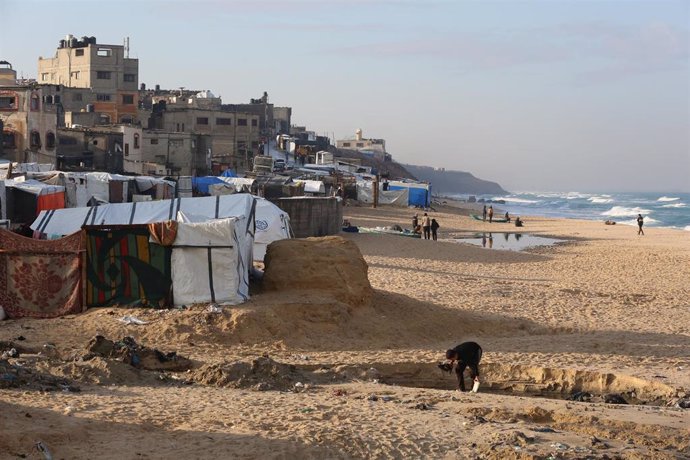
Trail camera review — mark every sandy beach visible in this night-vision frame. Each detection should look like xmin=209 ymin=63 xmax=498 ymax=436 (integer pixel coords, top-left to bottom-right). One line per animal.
xmin=1 ymin=202 xmax=689 ymax=459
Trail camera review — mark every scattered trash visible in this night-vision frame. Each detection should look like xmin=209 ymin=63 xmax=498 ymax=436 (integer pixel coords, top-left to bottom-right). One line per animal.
xmin=206 ymin=304 xmax=222 ymax=313
xmin=298 ymin=355 xmax=309 ymax=361
xmin=367 ymin=394 xmax=379 ymax=402
xmin=550 ymin=442 xmax=569 ymax=450
xmin=533 ymin=426 xmax=557 ymax=433
xmin=83 ymin=335 xmax=191 ymax=372
xmin=1 ymin=348 xmax=18 ymax=359
xmin=381 ymin=396 xmax=394 ymax=402
xmin=300 ymin=407 xmax=314 ymax=413
xmin=414 ymin=402 xmax=432 ymax=410
xmin=604 ymin=393 xmax=628 ymax=405
xmin=568 ymin=391 xmax=593 ymax=402
xmin=674 ymin=397 xmax=690 ymax=409
xmin=332 ymin=389 xmax=347 ymax=397
xmin=471 ymin=377 xmax=480 ymax=393
xmin=119 ymin=315 xmax=148 ymax=325
xmin=35 ymin=441 xmax=52 ymax=460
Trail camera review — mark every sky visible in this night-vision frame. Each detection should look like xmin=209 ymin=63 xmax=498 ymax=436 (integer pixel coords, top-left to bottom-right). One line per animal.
xmin=1 ymin=0 xmax=688 ymax=192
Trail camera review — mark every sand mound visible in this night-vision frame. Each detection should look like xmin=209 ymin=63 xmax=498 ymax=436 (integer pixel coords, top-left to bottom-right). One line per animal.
xmin=82 ymin=335 xmax=192 ymax=372
xmin=191 ymin=356 xmax=312 ymax=391
xmin=263 ymin=236 xmax=373 ymax=307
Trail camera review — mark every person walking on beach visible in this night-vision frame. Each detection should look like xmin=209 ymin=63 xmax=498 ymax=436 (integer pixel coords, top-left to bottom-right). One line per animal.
xmin=412 ymin=214 xmax=419 ymax=231
xmin=421 ymin=213 xmax=432 ymax=240
xmin=431 ymin=218 xmax=440 ymax=241
xmin=637 ymin=214 xmax=644 ymax=235
xmin=488 ymin=205 xmax=494 ymax=223
xmin=482 ymin=205 xmax=487 ymax=222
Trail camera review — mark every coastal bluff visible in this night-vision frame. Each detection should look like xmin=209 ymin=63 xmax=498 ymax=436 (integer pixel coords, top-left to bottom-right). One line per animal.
xmin=404 ymin=164 xmax=507 ymax=195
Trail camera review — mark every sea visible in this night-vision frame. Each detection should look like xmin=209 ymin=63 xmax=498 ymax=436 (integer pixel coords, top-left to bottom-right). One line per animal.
xmin=444 ymin=192 xmax=690 ymax=231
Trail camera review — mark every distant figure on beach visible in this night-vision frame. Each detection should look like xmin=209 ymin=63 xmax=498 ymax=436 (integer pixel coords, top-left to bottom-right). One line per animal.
xmin=637 ymin=214 xmax=644 ymax=235
xmin=443 ymin=342 xmax=483 ymax=392
xmin=482 ymin=205 xmax=487 ymax=221
xmin=412 ymin=214 xmax=419 ymax=231
xmin=482 ymin=234 xmax=487 ymax=247
xmin=488 ymin=205 xmax=494 ymax=223
xmin=515 ymin=217 xmax=523 ymax=227
xmin=504 ymin=211 xmax=510 ymax=222
xmin=488 ymin=233 xmax=493 ymax=249
xmin=431 ymin=218 xmax=440 ymax=241
xmin=421 ymin=213 xmax=432 ymax=240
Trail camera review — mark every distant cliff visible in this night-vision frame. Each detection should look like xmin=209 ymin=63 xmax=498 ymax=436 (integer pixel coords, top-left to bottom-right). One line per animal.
xmin=403 ymin=165 xmax=508 ymax=195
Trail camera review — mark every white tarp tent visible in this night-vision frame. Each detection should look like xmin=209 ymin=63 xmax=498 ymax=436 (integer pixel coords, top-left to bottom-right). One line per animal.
xmin=171 ymin=217 xmax=251 ymax=306
xmin=356 ymin=181 xmax=409 ymax=207
xmin=176 ymin=197 xmax=290 ymax=263
xmin=293 ymin=180 xmax=325 ymax=194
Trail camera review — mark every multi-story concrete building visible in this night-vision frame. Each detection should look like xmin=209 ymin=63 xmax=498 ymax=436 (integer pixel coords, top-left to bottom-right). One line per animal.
xmin=1 ymin=62 xmax=59 ymax=163
xmin=56 ymin=125 xmax=142 ymax=172
xmin=38 ymin=35 xmax=139 ymax=124
xmin=336 ymin=128 xmax=389 ymax=161
xmin=130 ymin=131 xmax=212 ymax=176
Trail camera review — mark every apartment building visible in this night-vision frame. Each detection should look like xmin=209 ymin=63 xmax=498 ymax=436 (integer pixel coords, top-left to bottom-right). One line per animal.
xmin=38 ymin=35 xmax=139 ymax=124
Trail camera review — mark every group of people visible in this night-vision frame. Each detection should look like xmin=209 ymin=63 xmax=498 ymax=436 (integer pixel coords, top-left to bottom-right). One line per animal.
xmin=412 ymin=213 xmax=440 ymax=240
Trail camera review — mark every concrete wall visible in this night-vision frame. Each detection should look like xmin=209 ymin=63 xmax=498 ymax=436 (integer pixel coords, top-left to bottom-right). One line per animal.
xmin=276 ymin=197 xmax=342 ymax=238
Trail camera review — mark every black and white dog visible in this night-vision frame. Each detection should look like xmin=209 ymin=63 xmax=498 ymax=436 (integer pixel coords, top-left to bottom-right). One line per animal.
xmin=440 ymin=341 xmax=483 ymax=392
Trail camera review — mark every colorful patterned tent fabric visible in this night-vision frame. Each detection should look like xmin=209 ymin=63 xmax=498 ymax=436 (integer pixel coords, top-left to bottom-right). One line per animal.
xmin=0 ymin=229 xmax=84 ymax=318
xmin=84 ymin=226 xmax=172 ymax=308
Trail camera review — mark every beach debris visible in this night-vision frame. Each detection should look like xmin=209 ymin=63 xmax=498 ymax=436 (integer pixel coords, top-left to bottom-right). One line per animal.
xmin=206 ymin=303 xmax=222 ymax=313
xmin=438 ymin=362 xmax=453 ymax=373
xmin=514 ymin=431 xmax=535 ymax=446
xmin=83 ymin=335 xmax=191 ymax=372
xmin=35 ymin=441 xmax=52 ymax=460
xmin=332 ymin=389 xmax=347 ymax=397
xmin=1 ymin=348 xmax=18 ymax=359
xmin=471 ymin=378 xmax=480 ymax=393
xmin=367 ymin=394 xmax=379 ymax=402
xmin=119 ymin=315 xmax=148 ymax=325
xmin=414 ymin=402 xmax=432 ymax=410
xmin=0 ymin=359 xmax=78 ymax=392
xmin=673 ymin=397 xmax=690 ymax=409
xmin=533 ymin=426 xmax=557 ymax=433
xmin=604 ymin=393 xmax=628 ymax=405
xmin=568 ymin=391 xmax=593 ymax=402
xmin=550 ymin=442 xmax=569 ymax=450
xmin=190 ymin=356 xmax=306 ymax=391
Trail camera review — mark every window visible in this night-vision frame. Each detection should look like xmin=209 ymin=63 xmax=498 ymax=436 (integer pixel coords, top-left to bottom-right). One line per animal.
xmin=46 ymin=132 xmax=56 ymax=149
xmin=30 ymin=94 xmax=40 ymax=110
xmin=44 ymin=95 xmax=54 ymax=104
xmin=97 ymin=94 xmax=111 ymax=101
xmin=134 ymin=133 xmax=140 ymax=149
xmin=99 ymin=114 xmax=111 ymax=124
xmin=196 ymin=117 xmax=209 ymax=125
xmin=30 ymin=131 xmax=41 ymax=148
xmin=75 ymin=49 xmax=84 ymax=56
xmin=0 ymin=96 xmax=16 ymax=109
xmin=2 ymin=132 xmax=16 ymax=148
xmin=54 ymin=95 xmax=61 ymax=104
xmin=120 ymin=116 xmax=133 ymax=123
xmin=70 ymin=71 xmax=80 ymax=80
xmin=216 ymin=118 xmax=232 ymax=125
xmin=122 ymin=94 xmax=134 ymax=105
xmin=176 ymin=123 xmax=180 ymax=132
xmin=150 ymin=138 xmax=159 ymax=145
xmin=237 ymin=118 xmax=247 ymax=126
xmin=124 ymin=74 xmax=135 ymax=82
xmin=342 ymin=142 xmax=351 ymax=147
xmin=251 ymin=119 xmax=258 ymax=127
xmin=97 ymin=71 xmax=111 ymax=80
xmin=356 ymin=142 xmax=364 ymax=147
xmin=97 ymin=48 xmax=112 ymax=57
xmin=59 ymin=137 xmax=77 ymax=145
xmin=41 ymin=73 xmax=49 ymax=81
xmin=72 ymin=93 xmax=83 ymax=102
xmin=125 ymin=143 xmax=129 ymax=156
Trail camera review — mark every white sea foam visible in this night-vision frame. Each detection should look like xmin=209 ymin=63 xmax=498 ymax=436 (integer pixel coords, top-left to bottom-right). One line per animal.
xmin=657 ymin=196 xmax=680 ymax=202
xmin=601 ymin=206 xmax=651 ymax=217
xmin=620 ymin=216 xmax=659 ymax=226
xmin=588 ymin=196 xmax=613 ymax=204
xmin=661 ymin=202 xmax=686 ymax=208
xmin=492 ymin=196 xmax=541 ymax=204
xmin=685 ymin=225 xmax=690 ymax=232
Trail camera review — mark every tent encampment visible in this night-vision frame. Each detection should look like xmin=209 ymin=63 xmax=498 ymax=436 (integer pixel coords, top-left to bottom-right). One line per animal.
xmin=387 ymin=181 xmax=432 ymax=207
xmin=356 ymin=181 xmax=409 ymax=207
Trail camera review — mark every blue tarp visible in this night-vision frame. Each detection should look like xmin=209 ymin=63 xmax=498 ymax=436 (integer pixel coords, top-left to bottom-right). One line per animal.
xmin=388 ymin=184 xmax=432 ymax=207
xmin=221 ymin=169 xmax=236 ymax=178
xmin=192 ymin=176 xmax=225 ymax=194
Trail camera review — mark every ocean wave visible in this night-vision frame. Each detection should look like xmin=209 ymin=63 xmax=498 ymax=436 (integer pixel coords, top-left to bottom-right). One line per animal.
xmin=685 ymin=226 xmax=690 ymax=232
xmin=619 ymin=216 xmax=659 ymax=226
xmin=492 ymin=196 xmax=541 ymax=204
xmin=601 ymin=206 xmax=651 ymax=217
xmin=588 ymin=196 xmax=613 ymax=204
xmin=661 ymin=202 xmax=687 ymax=208
xmin=657 ymin=196 xmax=680 ymax=202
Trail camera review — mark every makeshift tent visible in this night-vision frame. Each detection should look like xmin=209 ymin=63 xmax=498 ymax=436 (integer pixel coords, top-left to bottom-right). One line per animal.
xmin=4 ymin=179 xmax=65 ymax=224
xmin=217 ymin=177 xmax=255 ymax=193
xmin=0 ymin=229 xmax=83 ymax=318
xmin=293 ymin=180 xmax=325 ymax=195
xmin=176 ymin=197 xmax=290 ymax=263
xmin=84 ymin=225 xmax=172 ymax=307
xmin=171 ymin=217 xmax=251 ymax=306
xmin=192 ymin=176 xmax=225 ymax=195
xmin=356 ymin=181 xmax=409 ymax=207
xmin=387 ymin=181 xmax=432 ymax=207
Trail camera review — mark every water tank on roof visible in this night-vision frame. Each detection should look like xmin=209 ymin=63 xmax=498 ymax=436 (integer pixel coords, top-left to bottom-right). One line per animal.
xmin=69 ymin=37 xmax=78 ymax=48
xmin=140 ymin=83 xmax=146 ymax=91
xmin=90 ymin=36 xmax=96 ymax=44
xmin=86 ymin=104 xmax=95 ymax=113
xmin=155 ymin=84 xmax=160 ymax=92
xmin=59 ymin=40 xmax=66 ymax=49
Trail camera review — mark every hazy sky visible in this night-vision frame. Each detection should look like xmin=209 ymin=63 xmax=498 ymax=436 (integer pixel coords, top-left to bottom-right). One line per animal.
xmin=1 ymin=0 xmax=688 ymax=192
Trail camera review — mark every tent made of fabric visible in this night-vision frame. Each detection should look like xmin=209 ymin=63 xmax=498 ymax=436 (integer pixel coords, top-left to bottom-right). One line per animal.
xmin=0 ymin=229 xmax=83 ymax=318
xmin=387 ymin=181 xmax=432 ymax=207
xmin=293 ymin=180 xmax=325 ymax=194
xmin=31 ymin=194 xmax=256 ymax=237
xmin=217 ymin=177 xmax=255 ymax=193
xmin=171 ymin=217 xmax=251 ymax=306
xmin=4 ymin=179 xmax=66 ymax=222
xmin=356 ymin=181 xmax=409 ymax=207
xmin=84 ymin=225 xmax=172 ymax=308
xmin=192 ymin=176 xmax=225 ymax=195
